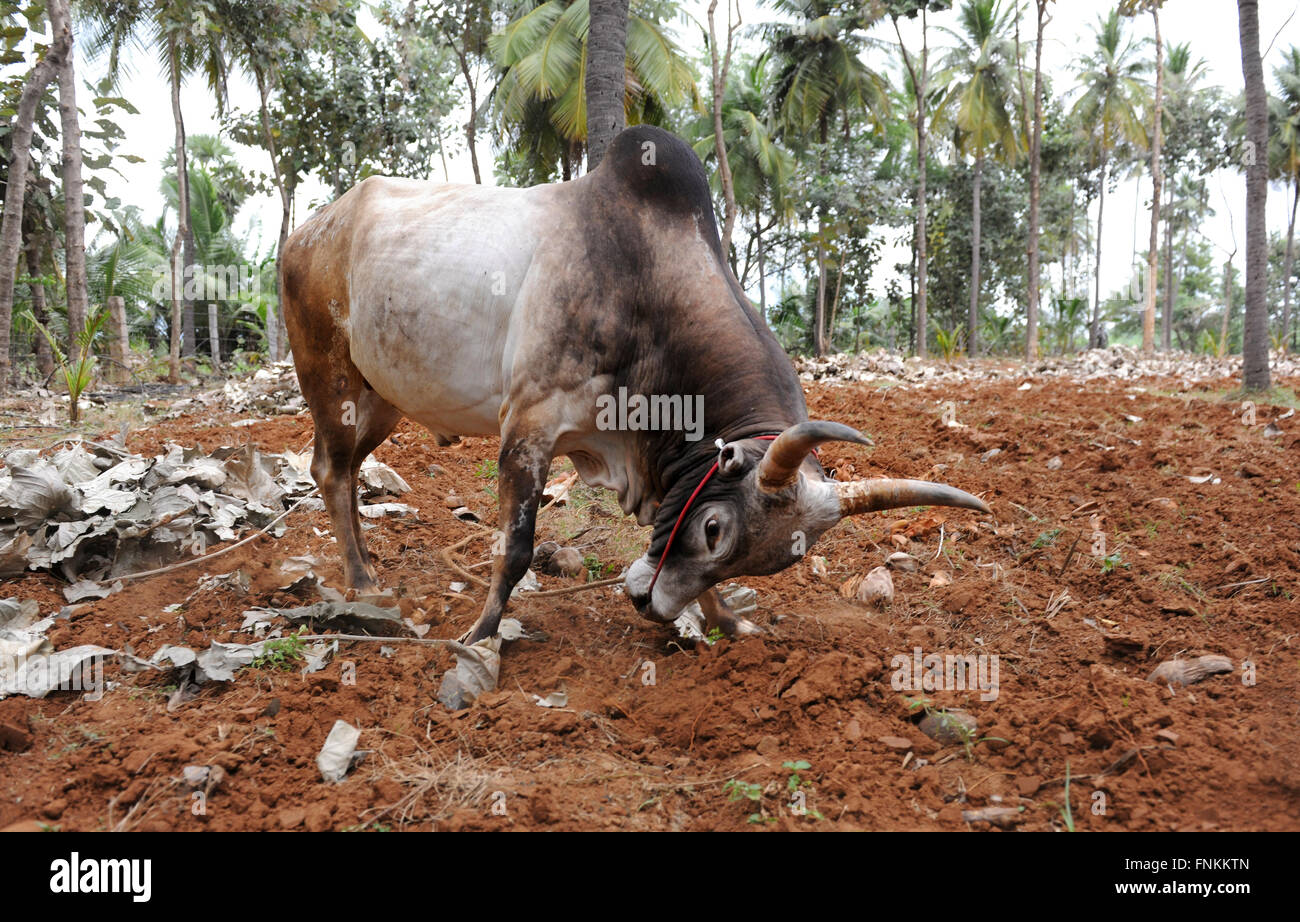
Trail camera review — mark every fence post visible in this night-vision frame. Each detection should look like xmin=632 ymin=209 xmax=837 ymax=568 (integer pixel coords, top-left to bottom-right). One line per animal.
xmin=207 ymin=302 xmax=221 ymax=370
xmin=107 ymin=295 xmax=128 ymax=383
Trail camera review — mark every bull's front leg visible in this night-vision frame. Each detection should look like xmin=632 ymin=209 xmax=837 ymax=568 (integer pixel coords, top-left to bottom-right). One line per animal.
xmin=463 ymin=435 xmax=552 ymax=644
xmin=697 ymin=588 xmax=764 ymax=637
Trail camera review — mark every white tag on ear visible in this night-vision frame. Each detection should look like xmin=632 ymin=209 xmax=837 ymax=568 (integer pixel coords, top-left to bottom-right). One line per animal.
xmin=715 ymin=438 xmax=726 ymax=451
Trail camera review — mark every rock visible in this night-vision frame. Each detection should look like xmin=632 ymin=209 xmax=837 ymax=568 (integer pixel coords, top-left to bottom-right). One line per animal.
xmin=122 ymin=749 xmax=152 ymax=774
xmin=928 ymin=570 xmax=953 ymax=589
xmin=919 ymin=710 xmax=977 ymax=745
xmin=278 ymin=807 xmax=306 ymax=829
xmin=443 ymin=492 xmax=464 ymax=508
xmin=1016 ymin=776 xmax=1042 ymax=797
xmin=1103 ymin=634 xmax=1146 ymax=658
xmin=1147 ymin=497 xmax=1178 ymax=512
xmin=1155 ymin=729 xmax=1179 ymax=746
xmin=962 ymin=806 xmax=1024 ymax=828
xmin=1148 ymin=655 xmax=1233 ymax=687
xmin=980 ymin=448 xmax=1002 ymax=463
xmin=0 ymin=819 xmax=45 ymax=832
xmin=0 ymin=721 xmax=32 ymax=752
xmin=41 ymin=799 xmax=67 ymax=821
xmin=756 ymin=735 xmax=781 ymax=757
xmin=531 ymin=541 xmax=559 ymax=570
xmin=1237 ymin=462 xmax=1266 ymax=478
xmin=809 ymin=555 xmax=829 ymax=580
xmin=1046 ymin=456 xmax=1063 ymax=471
xmin=548 ymin=547 xmax=586 ymax=578
xmin=855 ymin=566 xmax=894 ymax=609
xmin=877 ymin=735 xmax=913 ymax=751
xmin=886 ymin=552 xmax=919 ymax=573
xmin=304 ymin=803 xmax=333 ymax=832
xmin=844 ymin=719 xmax=862 ymax=742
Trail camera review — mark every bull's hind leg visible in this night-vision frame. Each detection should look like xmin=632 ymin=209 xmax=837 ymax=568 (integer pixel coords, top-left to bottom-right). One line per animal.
xmin=304 ymin=377 xmax=403 ymax=590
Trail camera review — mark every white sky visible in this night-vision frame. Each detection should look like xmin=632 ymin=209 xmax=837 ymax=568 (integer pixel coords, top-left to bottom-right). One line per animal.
xmin=66 ymin=1 xmax=1300 ymax=313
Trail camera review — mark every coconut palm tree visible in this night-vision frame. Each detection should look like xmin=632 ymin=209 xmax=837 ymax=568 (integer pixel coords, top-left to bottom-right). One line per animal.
xmin=490 ymin=0 xmax=700 ymax=180
xmin=1269 ymin=45 xmax=1300 ymax=351
xmin=0 ymin=3 xmax=70 ymax=391
xmin=934 ymin=0 xmax=1022 ymax=357
xmin=1159 ymin=41 xmax=1209 ymax=350
xmin=586 ymin=0 xmax=628 ymax=169
xmin=1071 ymin=9 xmax=1149 ymax=348
xmin=1238 ymin=0 xmax=1269 ymax=390
xmin=77 ymin=0 xmax=233 ymax=379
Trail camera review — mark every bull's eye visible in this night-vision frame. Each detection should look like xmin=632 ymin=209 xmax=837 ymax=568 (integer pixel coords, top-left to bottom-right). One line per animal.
xmin=705 ymin=518 xmax=721 ymax=549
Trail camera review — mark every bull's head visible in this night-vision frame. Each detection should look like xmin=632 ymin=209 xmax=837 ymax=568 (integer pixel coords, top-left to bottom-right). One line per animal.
xmin=624 ymin=421 xmax=990 ymax=622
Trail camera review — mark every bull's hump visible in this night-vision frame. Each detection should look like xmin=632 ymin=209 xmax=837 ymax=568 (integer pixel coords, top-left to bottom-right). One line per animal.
xmin=595 ymin=126 xmax=717 ymax=225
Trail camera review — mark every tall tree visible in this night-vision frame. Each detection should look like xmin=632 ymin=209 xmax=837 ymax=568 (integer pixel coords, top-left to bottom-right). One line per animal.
xmin=1121 ymin=0 xmax=1165 ymax=353
xmin=0 ymin=4 xmax=70 ymax=391
xmin=935 ymin=0 xmax=1021 ymax=357
xmin=1270 ymin=46 xmax=1300 ymax=352
xmin=689 ymin=52 xmax=794 ymax=295
xmin=1159 ymin=43 xmax=1213 ymax=350
xmin=434 ymin=0 xmax=493 ymax=184
xmin=1238 ymin=0 xmax=1269 ymax=390
xmin=1020 ymin=0 xmax=1050 ymax=359
xmin=50 ymin=0 xmax=88 ymax=365
xmin=586 ymin=0 xmax=629 ymax=168
xmin=890 ymin=0 xmax=951 ymax=359
xmin=1071 ymin=10 xmax=1148 ymax=349
xmin=707 ymin=0 xmax=740 ymax=253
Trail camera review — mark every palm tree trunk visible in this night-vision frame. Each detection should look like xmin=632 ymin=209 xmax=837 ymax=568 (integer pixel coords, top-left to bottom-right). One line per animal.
xmin=1024 ymin=0 xmax=1047 ymax=361
xmin=968 ymin=152 xmax=983 ymax=357
xmin=25 ymin=231 xmax=54 ymax=377
xmin=827 ymin=263 xmax=844 ymax=350
xmin=707 ymin=0 xmax=738 ymax=254
xmin=1092 ymin=158 xmax=1108 ymax=349
xmin=756 ymin=212 xmax=767 ymax=316
xmin=255 ymin=64 xmax=289 ymax=361
xmin=167 ymin=37 xmax=188 ymax=383
xmin=52 ymin=0 xmax=88 ymax=366
xmin=894 ymin=10 xmax=929 ymax=358
xmin=1282 ymin=181 xmax=1297 ymax=352
xmin=1142 ymin=7 xmax=1163 ymax=353
xmin=1162 ymin=181 xmax=1175 ymax=351
xmin=814 ymin=232 xmax=827 ymax=357
xmin=1238 ymin=0 xmax=1270 ymax=390
xmin=444 ymin=35 xmax=482 ymax=184
xmin=0 ymin=12 xmax=69 ymax=392
xmin=585 ymin=0 xmax=628 ymax=169
xmin=1221 ymin=259 xmax=1233 ymax=354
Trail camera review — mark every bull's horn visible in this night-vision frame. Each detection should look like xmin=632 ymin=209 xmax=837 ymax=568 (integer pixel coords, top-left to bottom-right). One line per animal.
xmin=757 ymin=421 xmax=872 ymax=493
xmin=833 ymin=478 xmax=991 ymax=517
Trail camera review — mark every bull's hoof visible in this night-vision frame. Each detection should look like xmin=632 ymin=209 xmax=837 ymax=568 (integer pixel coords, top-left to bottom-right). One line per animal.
xmin=722 ymin=617 xmax=765 ymax=638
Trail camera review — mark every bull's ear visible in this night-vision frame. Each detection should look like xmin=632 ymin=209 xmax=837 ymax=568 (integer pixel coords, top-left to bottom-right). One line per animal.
xmin=717 ymin=440 xmax=747 ymax=476
xmin=757 ymin=421 xmax=873 ymax=493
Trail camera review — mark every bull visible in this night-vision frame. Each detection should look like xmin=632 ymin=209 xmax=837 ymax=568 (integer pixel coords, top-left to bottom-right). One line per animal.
xmin=280 ymin=126 xmax=989 ymax=644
